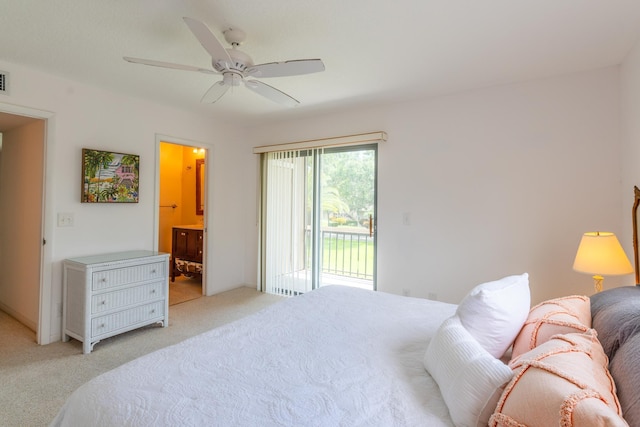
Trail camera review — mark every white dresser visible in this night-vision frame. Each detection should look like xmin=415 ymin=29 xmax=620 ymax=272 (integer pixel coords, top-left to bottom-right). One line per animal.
xmin=63 ymin=250 xmax=169 ymax=354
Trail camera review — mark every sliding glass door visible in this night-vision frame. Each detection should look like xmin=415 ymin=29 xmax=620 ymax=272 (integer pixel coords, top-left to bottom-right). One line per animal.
xmin=315 ymin=146 xmax=377 ymax=289
xmin=261 ymin=144 xmax=377 ymax=296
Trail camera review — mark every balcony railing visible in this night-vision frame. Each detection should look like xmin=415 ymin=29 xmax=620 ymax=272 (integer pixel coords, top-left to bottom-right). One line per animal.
xmin=307 ymin=228 xmax=374 ymax=281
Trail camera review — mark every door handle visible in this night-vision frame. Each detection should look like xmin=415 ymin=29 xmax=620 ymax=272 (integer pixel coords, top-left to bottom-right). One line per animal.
xmin=369 ymin=215 xmax=373 ymax=237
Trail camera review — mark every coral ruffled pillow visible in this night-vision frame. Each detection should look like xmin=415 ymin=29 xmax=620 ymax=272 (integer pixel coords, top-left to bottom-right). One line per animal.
xmin=456 ymin=273 xmax=530 ymax=358
xmin=510 ymin=295 xmax=590 ymax=360
xmin=491 ymin=330 xmax=626 ymax=427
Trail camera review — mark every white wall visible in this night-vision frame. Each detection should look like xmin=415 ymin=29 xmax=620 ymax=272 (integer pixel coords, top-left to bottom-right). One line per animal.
xmin=245 ymin=67 xmax=626 ymax=304
xmin=0 ymin=60 xmax=252 ymax=343
xmin=620 ymin=38 xmax=640 ymax=280
xmin=1 ymin=55 xmax=633 ymax=343
xmin=158 ymin=142 xmax=188 ymax=254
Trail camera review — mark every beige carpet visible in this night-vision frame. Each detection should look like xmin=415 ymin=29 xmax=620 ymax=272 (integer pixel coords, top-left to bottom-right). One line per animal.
xmin=0 ymin=286 xmax=283 ymax=427
xmin=169 ymin=275 xmax=203 ymax=305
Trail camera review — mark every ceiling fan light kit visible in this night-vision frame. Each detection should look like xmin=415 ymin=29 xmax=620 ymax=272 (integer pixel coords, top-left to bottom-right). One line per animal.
xmin=223 ymin=73 xmax=242 ymax=87
xmin=124 ymin=17 xmax=325 ymax=107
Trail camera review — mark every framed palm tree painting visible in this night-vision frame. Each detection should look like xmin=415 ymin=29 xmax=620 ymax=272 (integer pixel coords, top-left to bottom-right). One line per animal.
xmin=81 ymin=148 xmax=139 ymax=203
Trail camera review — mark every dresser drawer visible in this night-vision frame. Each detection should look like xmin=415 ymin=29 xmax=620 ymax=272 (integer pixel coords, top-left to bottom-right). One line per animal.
xmin=92 ymin=261 xmax=166 ymax=291
xmin=91 ymin=301 xmax=164 ymax=336
xmin=91 ymin=281 xmax=164 ymax=314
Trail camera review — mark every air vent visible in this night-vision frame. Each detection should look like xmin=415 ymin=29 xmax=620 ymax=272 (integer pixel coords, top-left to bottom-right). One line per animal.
xmin=0 ymin=71 xmax=8 ymax=95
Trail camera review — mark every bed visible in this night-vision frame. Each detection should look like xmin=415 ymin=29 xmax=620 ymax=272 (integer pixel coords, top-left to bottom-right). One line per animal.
xmin=50 ymin=285 xmax=458 ymax=426
xmin=51 ymin=271 xmax=637 ymax=426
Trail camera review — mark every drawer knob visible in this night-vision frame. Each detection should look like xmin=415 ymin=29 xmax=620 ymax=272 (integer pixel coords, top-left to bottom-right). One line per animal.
xmin=100 ymin=301 xmax=106 ymax=305
xmin=151 ymin=289 xmax=156 ymax=294
xmin=151 ymin=309 xmax=155 ymax=314
xmin=151 ymin=269 xmax=156 ymax=274
xmin=100 ymin=323 xmax=105 ymax=328
xmin=101 ymin=278 xmax=107 ymax=282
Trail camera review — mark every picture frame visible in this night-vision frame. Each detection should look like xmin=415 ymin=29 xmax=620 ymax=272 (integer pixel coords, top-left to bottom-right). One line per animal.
xmin=81 ymin=148 xmax=139 ymax=203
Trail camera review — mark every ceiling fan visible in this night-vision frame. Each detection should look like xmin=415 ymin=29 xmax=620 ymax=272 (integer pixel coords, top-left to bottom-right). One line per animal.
xmin=124 ymin=17 xmax=325 ymax=107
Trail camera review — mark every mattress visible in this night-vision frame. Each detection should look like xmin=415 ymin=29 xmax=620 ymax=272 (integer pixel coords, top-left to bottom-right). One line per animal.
xmin=50 ymin=285 xmax=457 ymax=426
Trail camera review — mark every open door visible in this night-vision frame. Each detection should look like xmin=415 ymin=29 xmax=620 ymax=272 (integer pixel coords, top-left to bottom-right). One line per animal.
xmin=155 ymin=136 xmax=208 ymax=305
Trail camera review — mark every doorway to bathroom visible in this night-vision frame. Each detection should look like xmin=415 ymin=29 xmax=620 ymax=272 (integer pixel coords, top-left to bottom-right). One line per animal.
xmin=157 ymin=138 xmax=207 ymax=306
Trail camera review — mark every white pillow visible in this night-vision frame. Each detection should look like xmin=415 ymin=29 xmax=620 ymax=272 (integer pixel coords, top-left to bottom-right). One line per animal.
xmin=424 ymin=316 xmax=514 ymax=427
xmin=456 ymin=273 xmax=530 ymax=358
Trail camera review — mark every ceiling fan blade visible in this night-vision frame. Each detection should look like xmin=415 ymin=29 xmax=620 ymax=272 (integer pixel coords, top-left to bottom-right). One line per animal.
xmin=201 ymin=81 xmax=229 ymax=103
xmin=123 ymin=57 xmax=217 ymax=74
xmin=247 ymin=59 xmax=325 ymax=78
xmin=245 ymin=80 xmax=299 ymax=107
xmin=183 ymin=17 xmax=232 ymax=64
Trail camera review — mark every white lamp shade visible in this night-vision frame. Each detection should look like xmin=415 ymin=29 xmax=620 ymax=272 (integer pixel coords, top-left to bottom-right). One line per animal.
xmin=573 ymin=232 xmax=634 ymax=276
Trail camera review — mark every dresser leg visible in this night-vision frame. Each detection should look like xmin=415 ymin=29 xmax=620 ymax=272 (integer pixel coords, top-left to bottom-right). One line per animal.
xmin=83 ymin=341 xmax=93 ymax=354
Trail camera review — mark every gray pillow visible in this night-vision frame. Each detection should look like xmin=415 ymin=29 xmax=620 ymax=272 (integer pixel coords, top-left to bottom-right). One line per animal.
xmin=591 ymin=286 xmax=640 ymax=319
xmin=591 ymin=286 xmax=640 ymax=424
xmin=610 ymin=334 xmax=640 ymax=425
xmin=591 ymin=286 xmax=640 ymax=359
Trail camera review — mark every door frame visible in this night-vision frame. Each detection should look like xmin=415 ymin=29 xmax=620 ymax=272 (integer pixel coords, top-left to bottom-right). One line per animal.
xmin=0 ymin=102 xmax=55 ymax=344
xmin=153 ymin=134 xmax=211 ymax=295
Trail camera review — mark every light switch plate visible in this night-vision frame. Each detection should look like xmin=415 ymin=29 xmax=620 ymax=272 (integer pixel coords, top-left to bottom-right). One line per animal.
xmin=57 ymin=212 xmax=74 ymax=227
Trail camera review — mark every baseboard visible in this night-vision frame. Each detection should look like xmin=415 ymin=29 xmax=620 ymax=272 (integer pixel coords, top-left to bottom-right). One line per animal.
xmin=0 ymin=300 xmax=37 ymax=332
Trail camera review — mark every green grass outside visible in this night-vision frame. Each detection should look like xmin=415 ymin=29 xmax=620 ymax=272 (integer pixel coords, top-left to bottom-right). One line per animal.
xmin=321 ymin=235 xmax=374 ymax=279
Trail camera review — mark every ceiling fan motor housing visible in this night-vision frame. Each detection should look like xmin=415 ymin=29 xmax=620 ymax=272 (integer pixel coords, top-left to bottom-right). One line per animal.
xmin=213 ymin=48 xmax=253 ymax=74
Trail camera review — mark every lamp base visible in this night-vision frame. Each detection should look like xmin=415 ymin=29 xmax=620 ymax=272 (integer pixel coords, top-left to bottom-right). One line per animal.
xmin=592 ymin=275 xmax=604 ymax=293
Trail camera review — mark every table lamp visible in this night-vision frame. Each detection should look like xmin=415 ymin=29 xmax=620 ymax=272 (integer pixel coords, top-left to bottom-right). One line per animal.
xmin=573 ymin=231 xmax=634 ymax=292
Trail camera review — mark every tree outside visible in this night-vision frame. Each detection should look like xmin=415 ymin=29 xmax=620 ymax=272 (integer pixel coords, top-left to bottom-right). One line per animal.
xmin=321 ymin=149 xmax=375 ymax=228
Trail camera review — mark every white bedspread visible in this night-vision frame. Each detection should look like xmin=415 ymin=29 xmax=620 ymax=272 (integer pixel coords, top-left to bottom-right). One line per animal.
xmin=51 ymin=285 xmax=457 ymax=426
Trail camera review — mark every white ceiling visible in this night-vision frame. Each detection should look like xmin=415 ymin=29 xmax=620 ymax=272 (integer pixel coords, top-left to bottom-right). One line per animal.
xmin=2 ymin=0 xmax=640 ymax=125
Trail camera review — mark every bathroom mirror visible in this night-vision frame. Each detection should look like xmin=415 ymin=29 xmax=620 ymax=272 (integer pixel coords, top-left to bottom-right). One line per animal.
xmin=196 ymin=159 xmax=204 ymax=216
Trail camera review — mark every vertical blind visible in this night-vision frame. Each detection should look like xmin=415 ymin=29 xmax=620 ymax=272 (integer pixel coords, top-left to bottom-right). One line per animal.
xmin=261 ymin=149 xmax=321 ymax=296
